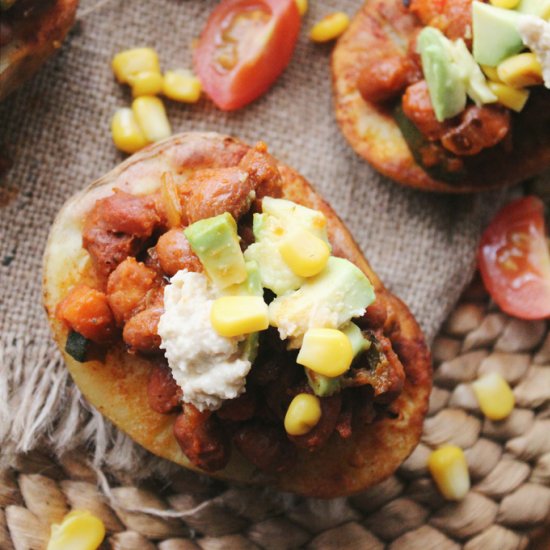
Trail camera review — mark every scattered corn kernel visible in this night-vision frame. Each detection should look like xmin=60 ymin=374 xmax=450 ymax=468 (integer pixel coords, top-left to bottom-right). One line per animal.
xmin=163 ymin=69 xmax=202 ymax=103
xmin=489 ymin=0 xmax=520 ymax=8
xmin=284 ymin=393 xmax=322 ymax=435
xmin=128 ymin=70 xmax=164 ymax=97
xmin=111 ymin=108 xmax=149 ymax=154
xmin=112 ymin=47 xmax=160 ymax=84
xmin=132 ymin=96 xmax=171 ymax=142
xmin=481 ymin=65 xmax=501 ymax=83
xmin=47 ymin=510 xmax=105 ymax=550
xmin=428 ymin=445 xmax=470 ymax=501
xmin=297 ymin=328 xmax=353 ymax=377
xmin=211 ymin=295 xmax=269 ymax=337
xmin=279 ymin=229 xmax=330 ymax=277
xmin=295 ymin=0 xmax=308 ymax=16
xmin=497 ymin=53 xmax=543 ymax=88
xmin=472 ymin=372 xmax=515 ymax=420
xmin=488 ymin=81 xmax=530 ymax=111
xmin=310 ymin=12 xmax=350 ymax=43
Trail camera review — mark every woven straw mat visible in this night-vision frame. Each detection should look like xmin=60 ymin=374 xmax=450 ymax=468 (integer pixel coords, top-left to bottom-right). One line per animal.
xmin=0 ymin=0 xmax=549 ymax=548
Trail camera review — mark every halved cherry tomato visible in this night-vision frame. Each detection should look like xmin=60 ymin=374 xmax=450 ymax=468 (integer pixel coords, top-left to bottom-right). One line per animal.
xmin=478 ymin=196 xmax=550 ymax=320
xmin=193 ymin=0 xmax=301 ymax=111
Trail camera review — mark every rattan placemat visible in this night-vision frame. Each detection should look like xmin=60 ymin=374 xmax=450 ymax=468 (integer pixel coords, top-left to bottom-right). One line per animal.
xmin=2 ymin=276 xmax=549 ymax=550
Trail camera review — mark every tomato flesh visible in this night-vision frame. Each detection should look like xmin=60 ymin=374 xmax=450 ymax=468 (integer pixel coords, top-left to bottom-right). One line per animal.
xmin=478 ymin=196 xmax=550 ymax=320
xmin=194 ymin=0 xmax=301 ymax=110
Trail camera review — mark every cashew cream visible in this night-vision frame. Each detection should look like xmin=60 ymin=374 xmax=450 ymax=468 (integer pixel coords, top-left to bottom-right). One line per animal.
xmin=519 ymin=15 xmax=550 ymax=88
xmin=158 ymin=270 xmax=251 ymax=411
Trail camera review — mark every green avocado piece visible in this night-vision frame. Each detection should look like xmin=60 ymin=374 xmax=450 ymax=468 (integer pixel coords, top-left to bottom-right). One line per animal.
xmin=518 ymin=0 xmax=550 ymax=18
xmin=451 ymin=39 xmax=498 ymax=105
xmin=306 ymin=369 xmax=342 ymax=397
xmin=244 ymin=197 xmax=330 ymax=296
xmin=184 ymin=212 xmax=247 ymax=289
xmin=229 ymin=261 xmax=263 ymax=363
xmin=269 ymin=257 xmax=375 ymax=346
xmin=225 ymin=260 xmax=262 ymax=296
xmin=341 ymin=322 xmax=370 ymax=357
xmin=418 ymin=27 xmax=467 ymax=121
xmin=473 ymin=1 xmax=524 ymax=67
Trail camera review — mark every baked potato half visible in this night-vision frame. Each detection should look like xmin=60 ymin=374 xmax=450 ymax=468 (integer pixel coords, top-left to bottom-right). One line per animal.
xmin=43 ymin=132 xmax=431 ymax=497
xmin=0 ymin=0 xmax=78 ymax=102
xmin=332 ymin=0 xmax=550 ymax=193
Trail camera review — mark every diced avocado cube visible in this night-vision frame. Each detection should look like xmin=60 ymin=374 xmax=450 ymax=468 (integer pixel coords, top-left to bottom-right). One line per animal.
xmin=228 ymin=261 xmax=262 ymax=362
xmin=244 ymin=198 xmax=331 ymax=296
xmin=518 ymin=0 xmax=550 ymax=19
xmin=240 ymin=261 xmax=263 ymax=296
xmin=472 ymin=1 xmax=524 ymax=67
xmin=184 ymin=212 xmax=247 ymax=289
xmin=226 ymin=262 xmax=262 ymax=363
xmin=451 ymin=39 xmax=498 ymax=105
xmin=225 ymin=261 xmax=263 ymax=296
xmin=269 ymin=257 xmax=375 ymax=346
xmin=242 ymin=332 xmax=259 ymax=364
xmin=341 ymin=322 xmax=370 ymax=357
xmin=418 ymin=27 xmax=467 ymax=121
xmin=306 ymin=369 xmax=341 ymax=397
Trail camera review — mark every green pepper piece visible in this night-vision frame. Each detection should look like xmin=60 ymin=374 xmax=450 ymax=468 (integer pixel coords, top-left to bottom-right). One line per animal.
xmin=65 ymin=330 xmax=90 ymax=363
xmin=393 ymin=105 xmax=467 ymax=184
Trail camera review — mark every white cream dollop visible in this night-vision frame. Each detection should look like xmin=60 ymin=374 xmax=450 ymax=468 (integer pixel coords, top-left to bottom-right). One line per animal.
xmin=519 ymin=15 xmax=550 ymax=88
xmin=158 ymin=270 xmax=251 ymax=411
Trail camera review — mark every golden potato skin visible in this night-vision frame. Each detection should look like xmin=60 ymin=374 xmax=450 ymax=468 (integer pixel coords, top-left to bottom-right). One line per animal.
xmin=0 ymin=0 xmax=78 ymax=102
xmin=332 ymin=0 xmax=550 ymax=193
xmin=43 ymin=132 xmax=432 ymax=497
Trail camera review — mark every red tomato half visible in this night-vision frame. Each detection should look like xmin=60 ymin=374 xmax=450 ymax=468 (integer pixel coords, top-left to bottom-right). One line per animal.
xmin=193 ymin=0 xmax=301 ymax=111
xmin=478 ymin=196 xmax=550 ymax=320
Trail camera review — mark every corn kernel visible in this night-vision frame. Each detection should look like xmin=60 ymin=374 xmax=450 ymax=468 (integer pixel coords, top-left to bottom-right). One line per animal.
xmin=481 ymin=65 xmax=501 ymax=83
xmin=490 ymin=0 xmax=520 ymax=8
xmin=47 ymin=510 xmax=105 ymax=550
xmin=472 ymin=372 xmax=515 ymax=420
xmin=111 ymin=108 xmax=149 ymax=154
xmin=428 ymin=445 xmax=470 ymax=501
xmin=497 ymin=53 xmax=543 ymax=88
xmin=284 ymin=393 xmax=321 ymax=435
xmin=211 ymin=295 xmax=269 ymax=337
xmin=295 ymin=0 xmax=308 ymax=16
xmin=297 ymin=328 xmax=353 ymax=377
xmin=128 ymin=70 xmax=164 ymax=97
xmin=163 ymin=69 xmax=202 ymax=103
xmin=279 ymin=229 xmax=330 ymax=278
xmin=310 ymin=12 xmax=350 ymax=43
xmin=488 ymin=81 xmax=530 ymax=111
xmin=132 ymin=96 xmax=171 ymax=142
xmin=112 ymin=47 xmax=160 ymax=84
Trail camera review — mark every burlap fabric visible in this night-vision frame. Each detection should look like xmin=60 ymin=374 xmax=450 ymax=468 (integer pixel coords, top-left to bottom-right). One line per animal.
xmin=0 ymin=0 xmax=535 ymax=494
